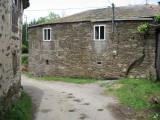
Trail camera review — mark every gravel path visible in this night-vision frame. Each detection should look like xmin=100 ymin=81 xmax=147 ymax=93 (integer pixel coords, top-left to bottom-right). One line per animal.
xmin=22 ymin=75 xmax=119 ymax=120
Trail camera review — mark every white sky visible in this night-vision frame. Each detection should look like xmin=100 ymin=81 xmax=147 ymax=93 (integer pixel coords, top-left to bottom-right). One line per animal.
xmin=24 ymin=0 xmax=159 ymax=22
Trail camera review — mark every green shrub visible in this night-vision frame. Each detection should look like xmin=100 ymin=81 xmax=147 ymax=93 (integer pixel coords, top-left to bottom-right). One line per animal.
xmin=0 ymin=92 xmax=32 ymax=120
xmin=22 ymin=54 xmax=28 ymax=65
xmin=155 ymin=15 xmax=160 ymax=22
xmin=137 ymin=23 xmax=148 ymax=34
xmin=22 ymin=44 xmax=28 ymax=53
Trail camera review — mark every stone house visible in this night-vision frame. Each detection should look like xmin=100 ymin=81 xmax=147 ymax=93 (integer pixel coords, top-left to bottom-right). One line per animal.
xmin=28 ymin=4 xmax=160 ymax=80
xmin=0 ymin=0 xmax=29 ymax=115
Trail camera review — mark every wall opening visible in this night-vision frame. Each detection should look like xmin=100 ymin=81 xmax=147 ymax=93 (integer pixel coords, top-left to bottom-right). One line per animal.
xmin=97 ymin=61 xmax=102 ymax=65
xmin=46 ymin=60 xmax=49 ymax=65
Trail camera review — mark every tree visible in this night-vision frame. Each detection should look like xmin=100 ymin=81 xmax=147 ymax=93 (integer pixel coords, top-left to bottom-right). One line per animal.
xmin=29 ymin=12 xmax=60 ymax=25
xmin=48 ymin=12 xmax=60 ymax=20
xmin=22 ymin=22 xmax=28 ymax=53
xmin=36 ymin=17 xmax=48 ymax=24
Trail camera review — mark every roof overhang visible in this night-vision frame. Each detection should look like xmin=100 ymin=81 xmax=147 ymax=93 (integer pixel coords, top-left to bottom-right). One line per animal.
xmin=23 ymin=0 xmax=30 ymax=9
xmin=91 ymin=17 xmax=154 ymax=22
xmin=29 ymin=17 xmax=154 ymax=28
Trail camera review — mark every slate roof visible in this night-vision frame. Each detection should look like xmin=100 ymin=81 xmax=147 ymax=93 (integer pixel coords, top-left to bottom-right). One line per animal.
xmin=23 ymin=0 xmax=30 ymax=9
xmin=30 ymin=4 xmax=160 ymax=27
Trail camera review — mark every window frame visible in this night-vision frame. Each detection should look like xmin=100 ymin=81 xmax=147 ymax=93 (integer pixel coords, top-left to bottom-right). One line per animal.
xmin=12 ymin=0 xmax=17 ymax=6
xmin=43 ymin=28 xmax=52 ymax=41
xmin=94 ymin=25 xmax=106 ymax=41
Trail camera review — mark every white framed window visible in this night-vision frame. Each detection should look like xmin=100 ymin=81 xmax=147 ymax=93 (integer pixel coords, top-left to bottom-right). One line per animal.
xmin=94 ymin=25 xmax=106 ymax=40
xmin=43 ymin=28 xmax=51 ymax=41
xmin=12 ymin=0 xmax=17 ymax=5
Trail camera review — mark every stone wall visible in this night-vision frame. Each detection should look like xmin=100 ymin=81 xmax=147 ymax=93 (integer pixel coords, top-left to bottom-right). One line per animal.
xmin=0 ymin=0 xmax=24 ymax=115
xmin=28 ymin=20 xmax=156 ymax=79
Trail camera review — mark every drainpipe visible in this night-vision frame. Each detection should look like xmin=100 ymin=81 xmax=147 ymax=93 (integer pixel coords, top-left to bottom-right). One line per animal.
xmin=112 ymin=3 xmax=115 ymax=33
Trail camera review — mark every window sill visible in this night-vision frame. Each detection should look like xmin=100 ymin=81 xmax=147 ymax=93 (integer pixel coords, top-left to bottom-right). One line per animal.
xmin=94 ymin=39 xmax=106 ymax=41
xmin=43 ymin=40 xmax=51 ymax=42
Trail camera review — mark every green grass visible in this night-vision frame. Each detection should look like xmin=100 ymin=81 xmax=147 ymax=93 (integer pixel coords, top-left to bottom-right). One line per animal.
xmin=23 ymin=72 xmax=103 ymax=84
xmin=0 ymin=92 xmax=32 ymax=120
xmin=101 ymin=78 xmax=160 ymax=110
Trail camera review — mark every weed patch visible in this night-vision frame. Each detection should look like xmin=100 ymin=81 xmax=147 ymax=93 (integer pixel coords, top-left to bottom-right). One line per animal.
xmin=0 ymin=92 xmax=32 ymax=120
xmin=101 ymin=78 xmax=160 ymax=119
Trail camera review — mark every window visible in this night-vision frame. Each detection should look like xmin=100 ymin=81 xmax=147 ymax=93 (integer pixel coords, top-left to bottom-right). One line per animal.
xmin=94 ymin=25 xmax=105 ymax=40
xmin=43 ymin=28 xmax=51 ymax=41
xmin=12 ymin=0 xmax=17 ymax=5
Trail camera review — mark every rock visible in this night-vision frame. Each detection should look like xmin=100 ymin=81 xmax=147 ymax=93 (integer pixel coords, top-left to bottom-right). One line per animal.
xmin=154 ymin=96 xmax=160 ymax=104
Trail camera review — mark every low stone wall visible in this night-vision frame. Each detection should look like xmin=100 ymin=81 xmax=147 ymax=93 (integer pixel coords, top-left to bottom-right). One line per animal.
xmin=28 ymin=20 xmax=156 ymax=79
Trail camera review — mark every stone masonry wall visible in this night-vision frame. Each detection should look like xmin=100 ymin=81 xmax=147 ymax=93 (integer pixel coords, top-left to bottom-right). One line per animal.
xmin=29 ymin=20 xmax=156 ymax=79
xmin=0 ymin=0 xmax=23 ymax=115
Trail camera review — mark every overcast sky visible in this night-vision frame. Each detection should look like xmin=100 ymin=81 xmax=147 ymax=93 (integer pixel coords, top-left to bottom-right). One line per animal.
xmin=24 ymin=0 xmax=159 ymax=22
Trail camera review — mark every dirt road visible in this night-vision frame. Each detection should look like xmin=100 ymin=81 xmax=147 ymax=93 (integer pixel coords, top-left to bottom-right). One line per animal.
xmin=22 ymin=75 xmax=119 ymax=120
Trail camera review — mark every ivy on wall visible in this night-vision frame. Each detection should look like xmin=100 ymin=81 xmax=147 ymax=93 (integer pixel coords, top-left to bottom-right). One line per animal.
xmin=137 ymin=15 xmax=160 ymax=35
xmin=137 ymin=23 xmax=148 ymax=34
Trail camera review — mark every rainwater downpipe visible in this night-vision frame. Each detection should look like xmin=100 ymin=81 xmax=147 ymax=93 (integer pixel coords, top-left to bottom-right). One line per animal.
xmin=112 ymin=3 xmax=115 ymax=33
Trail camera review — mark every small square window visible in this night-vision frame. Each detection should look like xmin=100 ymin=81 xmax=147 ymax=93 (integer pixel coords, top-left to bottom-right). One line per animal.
xmin=94 ymin=25 xmax=105 ymax=40
xmin=43 ymin=28 xmax=51 ymax=41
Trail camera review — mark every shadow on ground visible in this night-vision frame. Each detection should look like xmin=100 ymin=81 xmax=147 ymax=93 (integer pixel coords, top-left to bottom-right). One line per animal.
xmin=23 ymin=85 xmax=44 ymax=119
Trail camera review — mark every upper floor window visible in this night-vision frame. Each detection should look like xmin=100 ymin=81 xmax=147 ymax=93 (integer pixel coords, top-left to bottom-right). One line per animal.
xmin=12 ymin=0 xmax=17 ymax=6
xmin=43 ymin=28 xmax=51 ymax=41
xmin=94 ymin=25 xmax=105 ymax=40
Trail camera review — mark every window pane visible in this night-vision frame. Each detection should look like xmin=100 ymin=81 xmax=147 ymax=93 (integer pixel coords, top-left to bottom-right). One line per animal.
xmin=95 ymin=26 xmax=99 ymax=39
xmin=44 ymin=29 xmax=47 ymax=40
xmin=100 ymin=26 xmax=104 ymax=39
xmin=12 ymin=0 xmax=17 ymax=5
xmin=48 ymin=29 xmax=50 ymax=40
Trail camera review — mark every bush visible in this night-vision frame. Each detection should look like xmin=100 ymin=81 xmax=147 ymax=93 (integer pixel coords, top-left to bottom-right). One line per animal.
xmin=22 ymin=44 xmax=28 ymax=53
xmin=22 ymin=54 xmax=28 ymax=65
xmin=137 ymin=23 xmax=148 ymax=34
xmin=155 ymin=15 xmax=160 ymax=22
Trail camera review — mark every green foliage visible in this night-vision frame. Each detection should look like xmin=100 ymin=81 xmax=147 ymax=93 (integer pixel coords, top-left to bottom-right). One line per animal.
xmin=22 ymin=23 xmax=28 ymax=53
xmin=36 ymin=17 xmax=48 ymax=24
xmin=29 ymin=12 xmax=60 ymax=25
xmin=0 ymin=92 xmax=32 ymax=120
xmin=154 ymin=14 xmax=160 ymax=22
xmin=23 ymin=72 xmax=104 ymax=84
xmin=137 ymin=23 xmax=148 ymax=34
xmin=102 ymin=78 xmax=160 ymax=110
xmin=22 ymin=54 xmax=28 ymax=65
xmin=22 ymin=44 xmax=28 ymax=53
xmin=48 ymin=12 xmax=60 ymax=20
xmin=150 ymin=112 xmax=160 ymax=120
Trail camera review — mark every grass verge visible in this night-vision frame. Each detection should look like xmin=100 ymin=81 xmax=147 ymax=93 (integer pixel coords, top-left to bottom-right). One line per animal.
xmin=101 ymin=78 xmax=160 ymax=119
xmin=23 ymin=72 xmax=103 ymax=84
xmin=0 ymin=92 xmax=32 ymax=120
